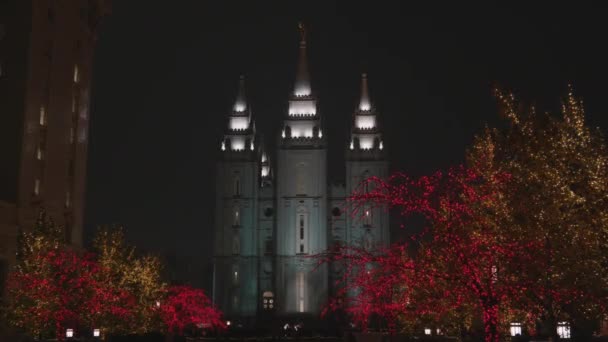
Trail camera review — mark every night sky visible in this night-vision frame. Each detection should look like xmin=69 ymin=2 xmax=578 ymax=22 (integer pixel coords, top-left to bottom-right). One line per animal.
xmin=85 ymin=2 xmax=608 ymax=287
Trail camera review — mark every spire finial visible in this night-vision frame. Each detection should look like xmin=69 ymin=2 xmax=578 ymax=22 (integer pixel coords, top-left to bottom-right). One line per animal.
xmin=359 ymin=72 xmax=371 ymax=111
xmin=298 ymin=22 xmax=306 ymax=46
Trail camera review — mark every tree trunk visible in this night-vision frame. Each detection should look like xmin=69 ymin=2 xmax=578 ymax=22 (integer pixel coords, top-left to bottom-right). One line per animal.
xmin=482 ymin=301 xmax=499 ymax=342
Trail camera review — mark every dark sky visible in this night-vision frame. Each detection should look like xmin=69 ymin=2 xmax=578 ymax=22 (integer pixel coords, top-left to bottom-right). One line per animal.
xmin=85 ymin=2 xmax=608 ymax=286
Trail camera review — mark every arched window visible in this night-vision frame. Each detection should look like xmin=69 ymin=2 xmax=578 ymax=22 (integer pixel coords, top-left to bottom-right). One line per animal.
xmin=232 ymin=206 xmax=240 ymax=226
xmin=233 ymin=176 xmax=241 ymax=196
xmin=296 ymin=206 xmax=309 ymax=254
xmin=363 ymin=206 xmax=372 ymax=226
xmin=232 ymin=264 xmax=239 ymax=286
xmin=232 ymin=231 xmax=240 ymax=255
xmin=363 ymin=229 xmax=373 ymax=251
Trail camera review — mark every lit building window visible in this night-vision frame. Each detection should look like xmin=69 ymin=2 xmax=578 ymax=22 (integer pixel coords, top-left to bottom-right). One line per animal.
xmin=73 ymin=65 xmax=79 ymax=83
xmin=349 ymin=140 xmax=354 ymax=150
xmin=221 ymin=141 xmax=226 ymax=151
xmin=296 ymin=271 xmax=305 ymax=312
xmin=66 ymin=329 xmax=74 ymax=338
xmin=34 ymin=179 xmax=40 ymax=195
xmin=424 ymin=328 xmax=431 ymax=335
xmin=39 ymin=106 xmax=46 ymax=126
xmin=557 ymin=322 xmax=570 ymax=339
xmin=510 ymin=322 xmax=522 ymax=336
xmin=36 ymin=145 xmax=44 ymax=160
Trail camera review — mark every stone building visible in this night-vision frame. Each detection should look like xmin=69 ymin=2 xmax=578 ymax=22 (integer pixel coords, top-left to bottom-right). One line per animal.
xmin=213 ymin=27 xmax=389 ymax=325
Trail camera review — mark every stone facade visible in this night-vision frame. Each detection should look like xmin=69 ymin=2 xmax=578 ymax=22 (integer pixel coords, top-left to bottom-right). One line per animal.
xmin=213 ymin=28 xmax=389 ymax=323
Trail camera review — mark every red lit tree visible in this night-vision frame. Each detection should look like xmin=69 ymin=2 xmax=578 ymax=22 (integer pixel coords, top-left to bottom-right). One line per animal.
xmin=6 ymin=249 xmax=135 ymax=340
xmin=324 ymin=164 xmax=542 ymax=342
xmin=159 ymin=285 xmax=225 ymax=336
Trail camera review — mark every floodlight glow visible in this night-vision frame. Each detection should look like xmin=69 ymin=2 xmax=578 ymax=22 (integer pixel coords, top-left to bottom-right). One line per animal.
xmin=229 ymin=117 xmax=249 ymax=130
xmin=355 ymin=115 xmax=376 ymax=129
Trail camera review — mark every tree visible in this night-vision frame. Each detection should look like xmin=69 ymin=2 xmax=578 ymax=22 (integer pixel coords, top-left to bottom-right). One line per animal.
xmin=325 ymin=166 xmax=541 ymax=342
xmin=6 ymin=211 xmax=135 ymax=340
xmin=6 ymin=248 xmax=134 ymax=340
xmin=159 ymin=285 xmax=225 ymax=336
xmin=472 ymin=87 xmax=608 ymax=337
xmin=92 ymin=226 xmax=166 ymax=334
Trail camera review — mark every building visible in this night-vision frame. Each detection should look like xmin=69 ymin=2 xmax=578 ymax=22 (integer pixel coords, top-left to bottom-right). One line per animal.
xmin=0 ymin=0 xmax=110 ymax=294
xmin=213 ymin=26 xmax=389 ymax=325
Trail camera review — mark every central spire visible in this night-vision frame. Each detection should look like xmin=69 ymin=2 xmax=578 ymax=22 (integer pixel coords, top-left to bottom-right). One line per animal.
xmin=293 ymin=22 xmax=311 ymax=97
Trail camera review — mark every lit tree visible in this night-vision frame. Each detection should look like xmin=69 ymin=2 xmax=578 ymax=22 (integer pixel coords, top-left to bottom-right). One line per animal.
xmin=325 ymin=165 xmax=541 ymax=342
xmin=471 ymin=87 xmax=608 ymax=337
xmin=6 ymin=249 xmax=134 ymax=340
xmin=6 ymin=211 xmax=135 ymax=340
xmin=92 ymin=226 xmax=166 ymax=334
xmin=159 ymin=285 xmax=225 ymax=336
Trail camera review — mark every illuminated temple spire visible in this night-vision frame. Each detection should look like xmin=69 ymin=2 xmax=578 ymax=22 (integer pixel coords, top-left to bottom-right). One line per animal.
xmin=349 ymin=73 xmax=384 ymax=152
xmin=293 ymin=22 xmax=311 ymax=97
xmin=221 ymin=76 xmax=256 ymax=151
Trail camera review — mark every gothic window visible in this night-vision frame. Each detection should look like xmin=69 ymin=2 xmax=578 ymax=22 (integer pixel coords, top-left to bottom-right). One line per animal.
xmin=232 ymin=207 xmax=240 ymax=226
xmin=364 ymin=206 xmax=372 ymax=226
xmin=296 ymin=207 xmax=308 ymax=254
xmin=232 ymin=264 xmax=239 ymax=286
xmin=233 ymin=176 xmax=241 ymax=196
xmin=363 ymin=229 xmax=373 ymax=251
xmin=296 ymin=271 xmax=305 ymax=312
xmin=232 ymin=231 xmax=240 ymax=255
xmin=232 ymin=294 xmax=239 ymax=311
